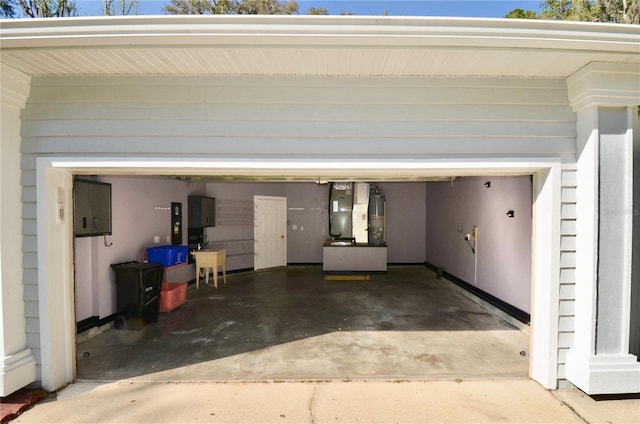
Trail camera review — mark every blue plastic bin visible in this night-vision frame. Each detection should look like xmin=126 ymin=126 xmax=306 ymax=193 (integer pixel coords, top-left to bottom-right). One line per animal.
xmin=147 ymin=245 xmax=189 ymax=267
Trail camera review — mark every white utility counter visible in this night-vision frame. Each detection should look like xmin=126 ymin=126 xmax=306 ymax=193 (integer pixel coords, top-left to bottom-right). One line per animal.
xmin=322 ymin=241 xmax=387 ymax=272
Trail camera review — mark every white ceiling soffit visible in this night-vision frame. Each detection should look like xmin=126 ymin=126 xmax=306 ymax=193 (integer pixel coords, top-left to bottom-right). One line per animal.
xmin=1 ymin=16 xmax=638 ymax=78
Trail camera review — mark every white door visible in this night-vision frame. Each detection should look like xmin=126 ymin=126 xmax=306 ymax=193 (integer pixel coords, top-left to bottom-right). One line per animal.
xmin=254 ymin=195 xmax=287 ymax=270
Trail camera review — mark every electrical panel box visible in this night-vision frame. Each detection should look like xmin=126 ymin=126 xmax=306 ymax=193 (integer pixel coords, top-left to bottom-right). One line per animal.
xmin=188 ymin=195 xmax=216 ymax=228
xmin=73 ymin=179 xmax=112 ymax=237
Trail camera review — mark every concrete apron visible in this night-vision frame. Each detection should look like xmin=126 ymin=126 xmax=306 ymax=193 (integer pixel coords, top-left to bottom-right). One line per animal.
xmin=75 ymin=266 xmax=529 ymax=383
xmin=14 ymin=380 xmax=595 ymax=424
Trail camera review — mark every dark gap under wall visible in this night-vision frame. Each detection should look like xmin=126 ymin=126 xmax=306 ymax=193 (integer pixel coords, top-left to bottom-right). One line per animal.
xmin=76 ymin=314 xmax=116 ymax=334
xmin=425 ymin=262 xmax=530 ymax=324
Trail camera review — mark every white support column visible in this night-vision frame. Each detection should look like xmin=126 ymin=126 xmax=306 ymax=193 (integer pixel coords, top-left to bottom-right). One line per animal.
xmin=596 ymin=107 xmax=634 ymax=356
xmin=530 ymin=164 xmax=562 ymax=390
xmin=565 ymin=63 xmax=640 ymax=394
xmin=36 ymin=164 xmax=75 ymax=392
xmin=0 ymin=65 xmax=37 ymax=396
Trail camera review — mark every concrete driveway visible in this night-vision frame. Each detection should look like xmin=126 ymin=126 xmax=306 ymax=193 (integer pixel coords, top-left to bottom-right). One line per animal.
xmin=13 ymin=379 xmax=640 ymax=423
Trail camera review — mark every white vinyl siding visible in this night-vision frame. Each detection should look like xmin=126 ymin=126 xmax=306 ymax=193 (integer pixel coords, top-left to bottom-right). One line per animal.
xmin=21 ymin=76 xmax=576 ymax=160
xmin=557 ymin=165 xmax=577 ymax=385
xmin=20 ymin=155 xmax=40 ymax=379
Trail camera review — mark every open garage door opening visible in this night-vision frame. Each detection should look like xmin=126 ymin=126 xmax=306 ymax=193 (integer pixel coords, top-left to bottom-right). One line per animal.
xmin=69 ymin=169 xmax=535 ymax=383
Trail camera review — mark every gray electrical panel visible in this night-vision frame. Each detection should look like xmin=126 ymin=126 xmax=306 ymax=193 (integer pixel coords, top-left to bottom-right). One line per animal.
xmin=73 ymin=179 xmax=112 ymax=237
xmin=188 ymin=195 xmax=216 ymax=228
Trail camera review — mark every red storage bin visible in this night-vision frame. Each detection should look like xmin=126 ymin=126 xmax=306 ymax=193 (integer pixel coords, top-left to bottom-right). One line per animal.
xmin=159 ymin=282 xmax=187 ymax=312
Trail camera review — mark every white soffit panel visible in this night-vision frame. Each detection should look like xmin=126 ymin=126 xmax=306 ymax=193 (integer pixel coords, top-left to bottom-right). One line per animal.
xmin=1 ymin=16 xmax=638 ymax=78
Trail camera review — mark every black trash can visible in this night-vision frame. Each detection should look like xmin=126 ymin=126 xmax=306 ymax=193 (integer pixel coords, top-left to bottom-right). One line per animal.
xmin=111 ymin=261 xmax=164 ymax=330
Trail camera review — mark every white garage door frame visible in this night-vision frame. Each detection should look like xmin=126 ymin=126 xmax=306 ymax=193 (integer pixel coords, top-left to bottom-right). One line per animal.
xmin=35 ymin=156 xmax=561 ymax=391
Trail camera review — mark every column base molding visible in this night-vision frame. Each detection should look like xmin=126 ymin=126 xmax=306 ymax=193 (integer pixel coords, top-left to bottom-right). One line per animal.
xmin=0 ymin=348 xmax=37 ymax=396
xmin=565 ymin=351 xmax=640 ymax=394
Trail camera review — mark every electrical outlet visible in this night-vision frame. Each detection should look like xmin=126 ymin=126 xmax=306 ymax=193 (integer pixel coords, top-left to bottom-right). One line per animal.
xmin=154 ymin=236 xmax=160 ymax=243
xmin=166 ymin=235 xmax=171 ymax=243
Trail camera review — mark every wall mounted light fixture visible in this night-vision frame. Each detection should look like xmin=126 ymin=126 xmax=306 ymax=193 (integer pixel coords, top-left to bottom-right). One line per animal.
xmin=507 ymin=210 xmax=515 ymax=218
xmin=484 ymin=181 xmax=491 ymax=188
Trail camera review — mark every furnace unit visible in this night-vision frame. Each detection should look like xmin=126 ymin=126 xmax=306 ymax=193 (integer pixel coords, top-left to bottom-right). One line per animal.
xmin=329 ymin=182 xmax=354 ymax=241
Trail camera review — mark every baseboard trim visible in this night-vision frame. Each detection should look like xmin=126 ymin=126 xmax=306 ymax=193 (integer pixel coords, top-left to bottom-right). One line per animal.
xmin=76 ymin=316 xmax=97 ymax=334
xmin=424 ymin=262 xmax=530 ymax=324
xmin=76 ymin=314 xmax=117 ymax=334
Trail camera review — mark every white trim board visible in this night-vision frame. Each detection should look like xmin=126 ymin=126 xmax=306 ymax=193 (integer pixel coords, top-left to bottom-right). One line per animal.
xmin=36 ymin=156 xmax=561 ymax=391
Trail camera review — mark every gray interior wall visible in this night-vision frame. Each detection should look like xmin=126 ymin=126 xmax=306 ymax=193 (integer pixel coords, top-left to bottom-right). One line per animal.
xmin=204 ymin=181 xmax=285 ymax=270
xmin=74 ymin=237 xmax=94 ymax=322
xmin=285 ymin=182 xmax=427 ymax=264
xmin=377 ymin=182 xmax=427 ymax=263
xmin=286 ymin=183 xmax=330 ymax=263
xmin=425 ymin=176 xmax=533 ymax=314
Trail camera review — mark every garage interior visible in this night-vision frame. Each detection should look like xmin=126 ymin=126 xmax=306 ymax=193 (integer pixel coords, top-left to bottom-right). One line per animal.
xmin=73 ymin=174 xmax=533 ymax=382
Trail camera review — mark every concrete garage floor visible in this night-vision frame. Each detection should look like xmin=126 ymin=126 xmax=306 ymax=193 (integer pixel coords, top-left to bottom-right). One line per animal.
xmin=76 ymin=266 xmax=529 ymax=382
